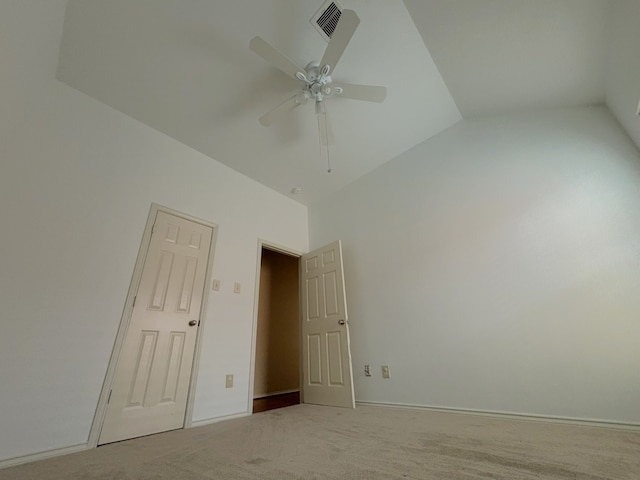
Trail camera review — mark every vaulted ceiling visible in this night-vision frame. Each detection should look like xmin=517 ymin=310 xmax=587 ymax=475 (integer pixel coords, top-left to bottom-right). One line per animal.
xmin=57 ymin=0 xmax=617 ymax=205
xmin=404 ymin=0 xmax=609 ymax=117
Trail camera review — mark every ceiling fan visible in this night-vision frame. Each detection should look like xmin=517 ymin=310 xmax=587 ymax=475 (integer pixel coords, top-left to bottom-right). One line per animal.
xmin=249 ymin=9 xmax=387 ymax=146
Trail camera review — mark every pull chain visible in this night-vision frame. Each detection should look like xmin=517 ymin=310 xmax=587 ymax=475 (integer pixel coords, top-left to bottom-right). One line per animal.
xmin=325 ymin=108 xmax=332 ymax=173
xmin=316 ymin=101 xmax=332 ymax=173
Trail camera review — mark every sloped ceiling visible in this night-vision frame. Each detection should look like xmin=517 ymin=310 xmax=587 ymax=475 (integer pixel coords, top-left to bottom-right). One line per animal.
xmin=57 ymin=0 xmax=617 ymax=206
xmin=605 ymin=0 xmax=640 ymax=150
xmin=57 ymin=0 xmax=461 ymax=206
xmin=404 ymin=0 xmax=610 ymax=118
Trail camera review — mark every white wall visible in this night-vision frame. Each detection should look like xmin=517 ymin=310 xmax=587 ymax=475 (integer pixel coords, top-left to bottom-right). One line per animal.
xmin=309 ymin=106 xmax=640 ymax=424
xmin=605 ymin=0 xmax=640 ymax=150
xmin=0 ymin=1 xmax=307 ymax=462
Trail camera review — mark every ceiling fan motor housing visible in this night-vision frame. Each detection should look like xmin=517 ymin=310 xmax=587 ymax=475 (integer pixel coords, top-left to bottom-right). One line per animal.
xmin=302 ymin=62 xmax=340 ymax=101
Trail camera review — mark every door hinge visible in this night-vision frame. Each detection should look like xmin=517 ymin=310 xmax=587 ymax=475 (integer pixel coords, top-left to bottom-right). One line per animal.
xmin=132 ymin=296 xmax=136 ymax=307
xmin=107 ymin=390 xmax=112 ymax=404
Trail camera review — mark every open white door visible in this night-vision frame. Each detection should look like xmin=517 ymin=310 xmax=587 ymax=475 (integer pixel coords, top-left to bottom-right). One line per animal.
xmin=301 ymin=240 xmax=355 ymax=408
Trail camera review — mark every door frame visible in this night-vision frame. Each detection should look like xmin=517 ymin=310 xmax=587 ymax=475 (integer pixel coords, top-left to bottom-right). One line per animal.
xmin=88 ymin=203 xmax=218 ymax=448
xmin=247 ymin=239 xmax=302 ymax=413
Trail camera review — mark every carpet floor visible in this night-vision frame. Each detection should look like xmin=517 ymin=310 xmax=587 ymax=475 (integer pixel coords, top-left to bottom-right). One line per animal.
xmin=2 ymin=404 xmax=639 ymax=479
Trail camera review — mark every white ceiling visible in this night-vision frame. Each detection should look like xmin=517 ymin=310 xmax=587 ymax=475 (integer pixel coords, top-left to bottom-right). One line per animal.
xmin=57 ymin=0 xmax=461 ymax=206
xmin=57 ymin=0 xmax=613 ymax=206
xmin=404 ymin=0 xmax=610 ymax=118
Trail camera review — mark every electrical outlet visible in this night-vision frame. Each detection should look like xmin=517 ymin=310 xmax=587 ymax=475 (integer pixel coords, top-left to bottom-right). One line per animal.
xmin=225 ymin=374 xmax=234 ymax=388
xmin=364 ymin=364 xmax=371 ymax=376
xmin=381 ymin=365 xmax=390 ymax=379
xmin=212 ymin=279 xmax=221 ymax=291
xmin=233 ymin=282 xmax=241 ymax=294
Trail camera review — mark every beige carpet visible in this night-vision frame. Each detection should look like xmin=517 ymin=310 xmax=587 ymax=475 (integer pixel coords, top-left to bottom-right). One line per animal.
xmin=2 ymin=405 xmax=639 ymax=479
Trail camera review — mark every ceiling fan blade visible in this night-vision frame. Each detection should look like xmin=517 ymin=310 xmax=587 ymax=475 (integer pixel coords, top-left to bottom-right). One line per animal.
xmin=259 ymin=94 xmax=303 ymax=126
xmin=320 ymin=9 xmax=360 ymax=73
xmin=250 ymin=36 xmax=305 ymax=80
xmin=332 ymin=82 xmax=387 ymax=103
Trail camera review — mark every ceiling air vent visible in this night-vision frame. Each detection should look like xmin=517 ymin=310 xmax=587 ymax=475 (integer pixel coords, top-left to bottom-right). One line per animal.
xmin=311 ymin=0 xmax=343 ymax=42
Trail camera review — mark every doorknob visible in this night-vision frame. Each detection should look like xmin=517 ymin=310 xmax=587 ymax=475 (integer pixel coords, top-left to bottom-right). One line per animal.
xmin=188 ymin=320 xmax=198 ymax=327
xmin=338 ymin=319 xmax=345 ymax=326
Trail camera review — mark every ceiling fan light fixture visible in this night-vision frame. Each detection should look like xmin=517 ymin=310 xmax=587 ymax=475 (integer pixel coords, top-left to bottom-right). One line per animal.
xmin=295 ymin=71 xmax=310 ymax=84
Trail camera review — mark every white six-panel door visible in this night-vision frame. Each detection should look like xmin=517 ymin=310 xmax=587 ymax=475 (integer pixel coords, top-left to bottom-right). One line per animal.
xmin=99 ymin=211 xmax=213 ymax=444
xmin=301 ymin=240 xmax=355 ymax=408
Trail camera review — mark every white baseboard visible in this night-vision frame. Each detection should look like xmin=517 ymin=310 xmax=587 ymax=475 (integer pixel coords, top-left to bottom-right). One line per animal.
xmin=2 ymin=412 xmax=249 ymax=470
xmin=0 ymin=443 xmax=88 ymax=470
xmin=356 ymin=401 xmax=640 ymax=431
xmin=190 ymin=412 xmax=250 ymax=428
xmin=253 ymin=389 xmax=300 ymax=399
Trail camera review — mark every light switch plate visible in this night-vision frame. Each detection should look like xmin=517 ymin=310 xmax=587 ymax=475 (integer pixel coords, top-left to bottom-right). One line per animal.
xmin=234 ymin=282 xmax=241 ymax=294
xmin=636 ymin=99 xmax=640 ymax=116
xmin=225 ymin=374 xmax=234 ymax=388
xmin=212 ymin=279 xmax=221 ymax=291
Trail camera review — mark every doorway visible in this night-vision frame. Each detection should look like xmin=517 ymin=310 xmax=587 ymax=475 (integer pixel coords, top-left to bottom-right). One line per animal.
xmin=252 ymin=247 xmax=301 ymax=413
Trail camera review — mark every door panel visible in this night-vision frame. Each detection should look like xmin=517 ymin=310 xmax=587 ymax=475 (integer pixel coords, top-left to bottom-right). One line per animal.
xmin=326 ymin=332 xmax=344 ymax=386
xmin=129 ymin=331 xmax=158 ymax=407
xmin=149 ymin=251 xmax=173 ymax=310
xmin=308 ymin=334 xmax=323 ymax=385
xmin=301 ymin=240 xmax=355 ymax=408
xmin=306 ymin=276 xmax=320 ymax=319
xmin=177 ymin=257 xmax=198 ymax=312
xmin=99 ymin=211 xmax=213 ymax=444
xmin=323 ymin=271 xmax=339 ymax=315
xmin=161 ymin=332 xmax=186 ymax=402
